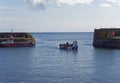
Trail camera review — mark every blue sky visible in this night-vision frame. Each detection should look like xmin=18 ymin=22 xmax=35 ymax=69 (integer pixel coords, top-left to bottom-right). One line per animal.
xmin=0 ymin=0 xmax=120 ymax=32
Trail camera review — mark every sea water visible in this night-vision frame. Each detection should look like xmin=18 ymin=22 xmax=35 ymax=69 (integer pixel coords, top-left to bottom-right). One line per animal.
xmin=0 ymin=32 xmax=120 ymax=83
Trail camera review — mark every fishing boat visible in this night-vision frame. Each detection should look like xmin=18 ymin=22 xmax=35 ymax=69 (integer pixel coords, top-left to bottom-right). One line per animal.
xmin=59 ymin=41 xmax=78 ymax=50
xmin=0 ymin=32 xmax=35 ymax=47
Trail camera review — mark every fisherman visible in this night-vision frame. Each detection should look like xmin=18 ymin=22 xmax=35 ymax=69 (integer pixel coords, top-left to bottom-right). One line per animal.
xmin=66 ymin=42 xmax=69 ymax=45
xmin=66 ymin=42 xmax=69 ymax=47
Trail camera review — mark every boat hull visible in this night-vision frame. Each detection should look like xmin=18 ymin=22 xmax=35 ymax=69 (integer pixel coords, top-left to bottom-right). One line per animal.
xmin=59 ymin=44 xmax=78 ymax=51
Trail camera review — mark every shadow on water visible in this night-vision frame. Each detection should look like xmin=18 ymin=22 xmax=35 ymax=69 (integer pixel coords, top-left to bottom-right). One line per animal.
xmin=89 ymin=47 xmax=120 ymax=83
xmin=92 ymin=47 xmax=120 ymax=57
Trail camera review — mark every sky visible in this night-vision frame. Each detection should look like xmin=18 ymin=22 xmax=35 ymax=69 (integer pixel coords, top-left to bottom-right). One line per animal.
xmin=0 ymin=0 xmax=120 ymax=32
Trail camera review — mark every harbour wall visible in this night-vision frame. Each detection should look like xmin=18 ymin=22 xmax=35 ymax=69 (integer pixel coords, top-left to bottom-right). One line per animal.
xmin=93 ymin=28 xmax=120 ymax=48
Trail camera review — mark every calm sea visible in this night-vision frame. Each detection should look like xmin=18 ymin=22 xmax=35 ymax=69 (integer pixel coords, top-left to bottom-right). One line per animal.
xmin=0 ymin=32 xmax=120 ymax=83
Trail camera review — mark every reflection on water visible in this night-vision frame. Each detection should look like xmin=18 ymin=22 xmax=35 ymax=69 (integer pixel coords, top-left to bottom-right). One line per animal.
xmin=0 ymin=33 xmax=120 ymax=83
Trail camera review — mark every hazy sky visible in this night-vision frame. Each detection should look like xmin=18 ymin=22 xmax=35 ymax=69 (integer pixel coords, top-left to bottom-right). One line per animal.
xmin=0 ymin=0 xmax=120 ymax=32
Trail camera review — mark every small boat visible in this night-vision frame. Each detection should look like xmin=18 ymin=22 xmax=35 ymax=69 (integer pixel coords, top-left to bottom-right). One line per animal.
xmin=0 ymin=32 xmax=35 ymax=47
xmin=59 ymin=41 xmax=78 ymax=51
